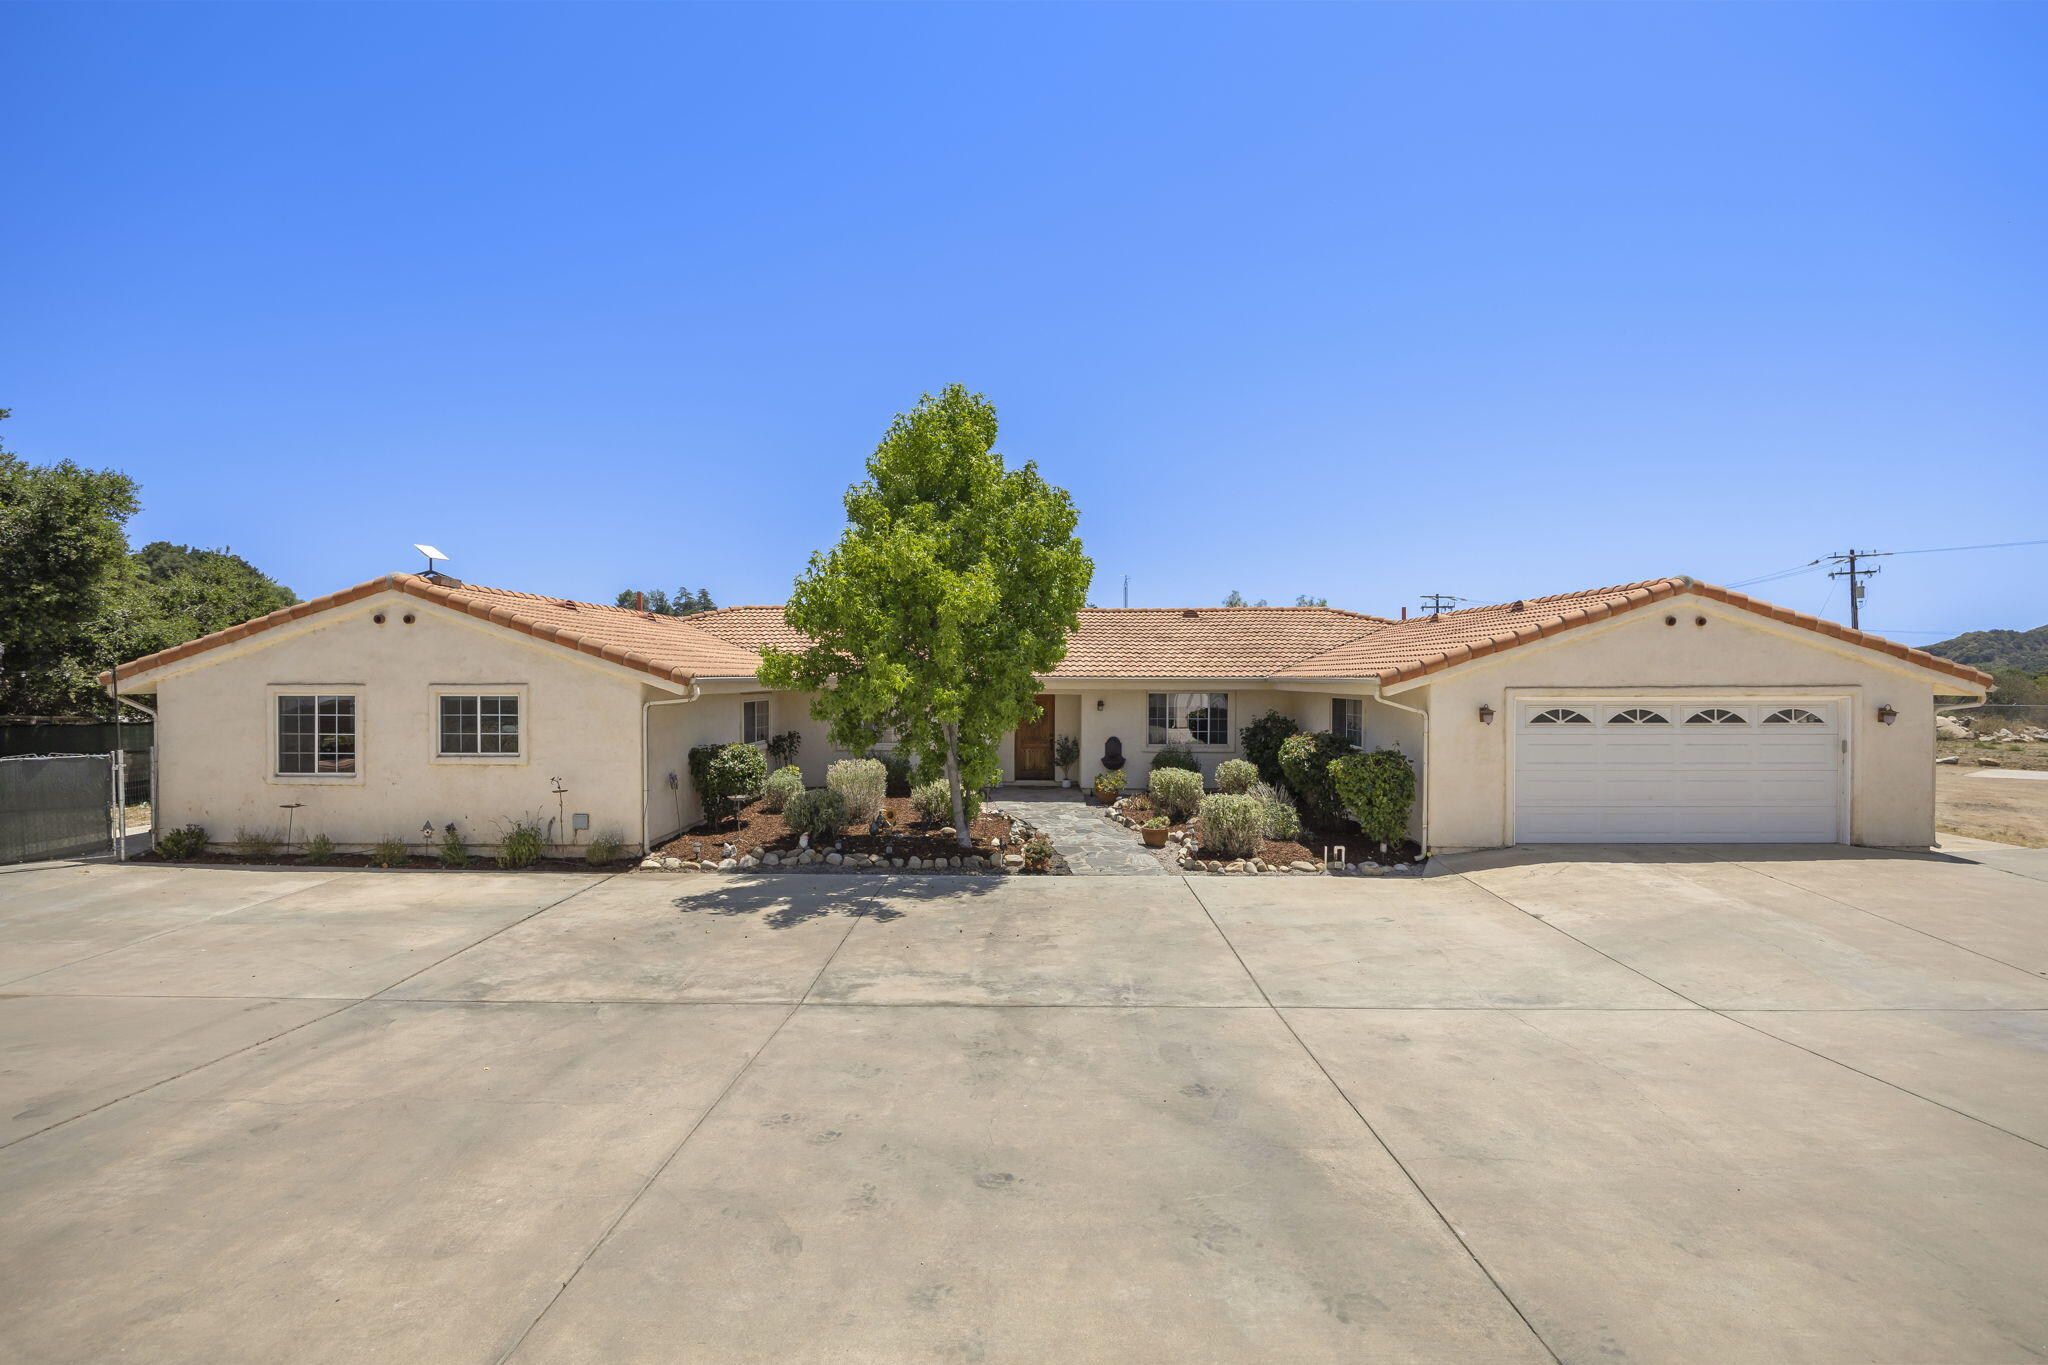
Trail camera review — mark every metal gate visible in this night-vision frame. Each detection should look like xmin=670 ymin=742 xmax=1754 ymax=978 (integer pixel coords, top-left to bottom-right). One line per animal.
xmin=0 ymin=752 xmax=125 ymax=865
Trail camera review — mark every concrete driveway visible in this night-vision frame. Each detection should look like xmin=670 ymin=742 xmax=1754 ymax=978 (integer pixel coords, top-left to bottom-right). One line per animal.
xmin=2 ymin=847 xmax=2046 ymax=1363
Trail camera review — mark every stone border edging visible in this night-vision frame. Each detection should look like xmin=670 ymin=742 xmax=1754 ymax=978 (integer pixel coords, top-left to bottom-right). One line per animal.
xmin=637 ymin=812 xmax=1073 ymax=876
xmin=1102 ymin=795 xmax=1424 ymax=877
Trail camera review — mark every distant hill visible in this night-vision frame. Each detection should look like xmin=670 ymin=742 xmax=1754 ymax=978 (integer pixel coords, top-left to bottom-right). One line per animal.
xmin=1924 ymin=626 xmax=2048 ymax=675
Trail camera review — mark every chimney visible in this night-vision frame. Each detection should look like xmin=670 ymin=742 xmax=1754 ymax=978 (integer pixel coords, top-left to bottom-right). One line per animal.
xmin=1400 ymin=606 xmax=1407 ymax=620
xmin=636 ymin=591 xmax=646 ymax=612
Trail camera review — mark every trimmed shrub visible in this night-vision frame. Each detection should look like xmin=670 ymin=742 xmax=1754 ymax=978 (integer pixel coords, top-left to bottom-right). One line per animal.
xmin=436 ymin=823 xmax=468 ymax=868
xmin=303 ymin=833 xmax=336 ymax=864
xmin=761 ymin=765 xmax=805 ymax=813
xmin=1260 ymin=792 xmax=1301 ymax=841
xmin=911 ymin=780 xmax=982 ymax=825
xmin=496 ymin=819 xmax=546 ymax=869
xmin=585 ymin=829 xmax=626 ymax=865
xmin=233 ymin=828 xmax=278 ymax=860
xmin=783 ymin=787 xmax=849 ymax=842
xmin=1330 ymin=748 xmax=1418 ymax=849
xmin=1278 ymin=730 xmax=1357 ymax=829
xmin=157 ymin=824 xmax=209 ymax=859
xmin=1150 ymin=743 xmax=1200 ymax=773
xmin=1148 ymin=766 xmax=1204 ymax=822
xmin=1213 ymin=758 xmax=1259 ymax=794
xmin=368 ymin=837 xmax=410 ymax=869
xmin=689 ymin=743 xmax=767 ymax=819
xmin=1194 ymin=794 xmax=1265 ymax=860
xmin=828 ymin=758 xmax=887 ymax=824
xmin=1238 ymin=710 xmax=1300 ymax=786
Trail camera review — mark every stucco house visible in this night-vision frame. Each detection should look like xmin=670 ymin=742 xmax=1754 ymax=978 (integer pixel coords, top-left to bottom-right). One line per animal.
xmin=103 ymin=571 xmax=1991 ymax=855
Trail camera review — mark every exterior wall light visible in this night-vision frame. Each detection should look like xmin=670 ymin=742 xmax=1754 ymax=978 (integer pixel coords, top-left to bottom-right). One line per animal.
xmin=1095 ymin=699 xmax=1105 ymax=712
xmin=1478 ymin=705 xmax=1495 ymax=725
xmin=1877 ymin=704 xmax=1897 ymax=725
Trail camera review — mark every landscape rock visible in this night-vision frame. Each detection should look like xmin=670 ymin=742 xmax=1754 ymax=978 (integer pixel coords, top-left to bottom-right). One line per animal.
xmin=716 ymin=858 xmax=738 ymax=871
xmin=1936 ymin=755 xmax=1960 ymax=765
xmin=699 ymin=860 xmax=718 ymax=872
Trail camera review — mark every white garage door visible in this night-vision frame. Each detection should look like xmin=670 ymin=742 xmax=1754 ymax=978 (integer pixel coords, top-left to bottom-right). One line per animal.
xmin=1514 ymin=699 xmax=1844 ymax=843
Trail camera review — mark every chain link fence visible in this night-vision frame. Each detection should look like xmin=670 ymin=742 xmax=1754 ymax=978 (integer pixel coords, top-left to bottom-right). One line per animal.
xmin=0 ymin=752 xmax=125 ymax=865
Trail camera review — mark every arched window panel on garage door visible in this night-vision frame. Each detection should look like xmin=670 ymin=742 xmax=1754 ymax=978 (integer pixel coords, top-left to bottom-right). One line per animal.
xmin=1528 ymin=708 xmax=1592 ymax=725
xmin=1607 ymin=708 xmax=1669 ymax=724
xmin=1686 ymin=708 xmax=1747 ymax=725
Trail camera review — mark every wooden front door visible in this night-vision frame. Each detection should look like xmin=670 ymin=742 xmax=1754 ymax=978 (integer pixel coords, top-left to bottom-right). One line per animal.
xmin=1014 ymin=694 xmax=1056 ymax=779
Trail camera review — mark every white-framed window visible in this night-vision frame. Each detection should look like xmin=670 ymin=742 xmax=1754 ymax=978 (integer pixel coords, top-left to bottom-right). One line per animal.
xmin=439 ymin=694 xmax=521 ymax=756
xmin=743 ymin=699 xmax=770 ymax=744
xmin=1529 ymin=708 xmax=1592 ymax=725
xmin=276 ymin=693 xmax=358 ymax=776
xmin=1763 ymin=708 xmax=1826 ymax=725
xmin=1685 ymin=708 xmax=1747 ymax=725
xmin=1608 ymin=708 xmax=1669 ymax=725
xmin=1148 ymin=692 xmax=1230 ymax=747
xmin=1332 ymin=697 xmax=1363 ymax=746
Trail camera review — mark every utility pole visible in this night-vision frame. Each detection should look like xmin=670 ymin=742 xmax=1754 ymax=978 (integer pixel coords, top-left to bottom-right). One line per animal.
xmin=1420 ymin=594 xmax=1457 ymax=618
xmin=1122 ymin=574 xmax=1129 ymax=607
xmin=1824 ymin=548 xmax=1889 ymax=629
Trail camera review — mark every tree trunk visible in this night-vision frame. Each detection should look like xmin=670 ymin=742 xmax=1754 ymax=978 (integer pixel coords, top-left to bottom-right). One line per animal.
xmin=941 ymin=721 xmax=972 ymax=849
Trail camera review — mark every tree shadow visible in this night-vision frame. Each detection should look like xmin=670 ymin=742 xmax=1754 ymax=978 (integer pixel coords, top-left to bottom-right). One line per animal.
xmin=670 ymin=870 xmax=1008 ymax=930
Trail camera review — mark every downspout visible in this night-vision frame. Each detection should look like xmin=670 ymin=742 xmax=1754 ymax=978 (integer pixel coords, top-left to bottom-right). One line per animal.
xmin=1371 ymin=684 xmax=1430 ymax=854
xmin=107 ymin=683 xmax=158 ymax=854
xmin=641 ymin=683 xmax=701 ymax=855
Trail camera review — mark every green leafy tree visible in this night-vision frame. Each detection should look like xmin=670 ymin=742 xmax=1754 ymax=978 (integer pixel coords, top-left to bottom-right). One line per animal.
xmin=1223 ymin=590 xmax=1268 ymax=607
xmin=0 ymin=411 xmax=141 ymax=714
xmin=759 ymin=384 xmax=1092 ymax=848
xmin=615 ymin=587 xmax=716 ymax=616
xmin=1293 ymin=594 xmax=1328 ymax=607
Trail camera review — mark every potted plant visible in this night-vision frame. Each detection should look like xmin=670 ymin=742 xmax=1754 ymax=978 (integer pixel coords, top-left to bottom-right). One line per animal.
xmin=1092 ymin=769 xmax=1126 ymax=805
xmin=1053 ymin=734 xmax=1080 ymax=788
xmin=1140 ymin=815 xmax=1171 ymax=848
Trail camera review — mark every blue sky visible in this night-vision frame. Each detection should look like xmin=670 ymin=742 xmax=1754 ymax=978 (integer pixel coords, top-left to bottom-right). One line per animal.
xmin=4 ymin=2 xmax=2043 ymax=638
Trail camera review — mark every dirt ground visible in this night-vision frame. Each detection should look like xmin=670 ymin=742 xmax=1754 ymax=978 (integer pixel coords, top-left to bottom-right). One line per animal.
xmin=1937 ymin=744 xmax=2048 ymax=847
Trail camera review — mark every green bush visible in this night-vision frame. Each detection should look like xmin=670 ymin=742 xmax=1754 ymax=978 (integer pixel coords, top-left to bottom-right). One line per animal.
xmin=828 ymin=758 xmax=887 ymax=824
xmin=303 ymin=833 xmax=336 ymax=864
xmin=761 ymin=765 xmax=805 ymax=813
xmin=1022 ymin=838 xmax=1055 ymax=872
xmin=496 ymin=819 xmax=546 ymax=869
xmin=911 ymin=780 xmax=982 ymax=825
xmin=585 ymin=829 xmax=626 ymax=865
xmin=1238 ymin=710 xmax=1301 ymax=786
xmin=783 ymin=787 xmax=849 ymax=841
xmin=436 ymin=823 xmax=468 ymax=868
xmin=368 ymin=837 xmax=410 ymax=869
xmin=157 ymin=824 xmax=209 ymax=859
xmin=1194 ymin=794 xmax=1265 ymax=860
xmin=1213 ymin=758 xmax=1259 ymax=794
xmin=1258 ymin=788 xmax=1301 ymax=840
xmin=876 ymin=751 xmax=914 ymax=796
xmin=1148 ymin=766 xmax=1204 ymax=822
xmin=1150 ymin=743 xmax=1201 ymax=773
xmin=233 ymin=828 xmax=277 ymax=860
xmin=689 ymin=743 xmax=767 ymax=820
xmin=1330 ymin=748 xmax=1417 ymax=849
xmin=1278 ymin=730 xmax=1356 ymax=829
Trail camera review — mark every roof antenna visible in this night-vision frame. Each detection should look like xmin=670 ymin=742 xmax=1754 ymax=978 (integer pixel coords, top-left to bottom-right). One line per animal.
xmin=1123 ymin=574 xmax=1129 ymax=608
xmin=414 ymin=544 xmax=448 ymax=577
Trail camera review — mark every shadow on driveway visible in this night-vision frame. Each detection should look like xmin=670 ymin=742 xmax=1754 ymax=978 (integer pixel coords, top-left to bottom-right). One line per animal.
xmin=670 ymin=871 xmax=1006 ymax=930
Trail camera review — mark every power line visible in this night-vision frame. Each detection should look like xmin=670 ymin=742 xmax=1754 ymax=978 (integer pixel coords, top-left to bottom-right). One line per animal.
xmin=1885 ymin=537 xmax=2048 ymax=557
xmin=1726 ymin=560 xmax=1822 ymax=589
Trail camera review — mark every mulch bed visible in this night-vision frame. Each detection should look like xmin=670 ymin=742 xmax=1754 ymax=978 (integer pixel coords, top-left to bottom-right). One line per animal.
xmin=653 ymin=794 xmax=1019 ymax=865
xmin=1117 ymin=793 xmax=1421 ymax=868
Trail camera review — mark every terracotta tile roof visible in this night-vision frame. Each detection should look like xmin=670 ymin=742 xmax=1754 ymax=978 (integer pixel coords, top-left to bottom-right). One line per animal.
xmin=1278 ymin=577 xmax=1995 ymax=689
xmin=1045 ymin=606 xmax=1393 ymax=679
xmin=102 ymin=573 xmax=763 ymax=688
xmin=683 ymin=604 xmax=816 ymax=654
xmin=104 ymin=571 xmax=1991 ymax=696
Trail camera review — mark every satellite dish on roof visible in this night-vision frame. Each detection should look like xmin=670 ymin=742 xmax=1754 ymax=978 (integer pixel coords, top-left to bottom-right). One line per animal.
xmin=414 ymin=544 xmax=448 ymax=574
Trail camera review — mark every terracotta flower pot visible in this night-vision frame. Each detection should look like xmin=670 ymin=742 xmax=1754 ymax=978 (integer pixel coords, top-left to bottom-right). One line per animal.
xmin=1141 ymin=827 xmax=1170 ymax=848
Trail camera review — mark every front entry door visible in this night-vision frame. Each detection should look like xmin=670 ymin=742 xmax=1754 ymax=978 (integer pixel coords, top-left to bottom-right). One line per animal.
xmin=1014 ymin=694 xmax=1055 ymax=779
